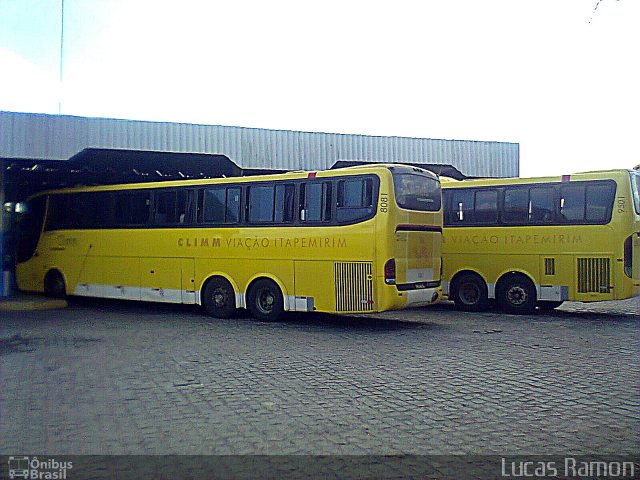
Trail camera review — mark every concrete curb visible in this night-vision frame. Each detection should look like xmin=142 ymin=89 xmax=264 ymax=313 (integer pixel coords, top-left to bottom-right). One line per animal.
xmin=0 ymin=297 xmax=68 ymax=311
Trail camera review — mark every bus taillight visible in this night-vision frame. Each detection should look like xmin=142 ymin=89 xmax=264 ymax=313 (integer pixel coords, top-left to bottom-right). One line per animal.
xmin=624 ymin=235 xmax=633 ymax=278
xmin=384 ymin=259 xmax=396 ymax=285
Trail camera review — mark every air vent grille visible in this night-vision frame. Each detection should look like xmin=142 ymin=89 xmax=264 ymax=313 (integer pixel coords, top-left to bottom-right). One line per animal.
xmin=577 ymin=257 xmax=610 ymax=293
xmin=544 ymin=258 xmax=555 ymax=276
xmin=334 ymin=262 xmax=374 ymax=312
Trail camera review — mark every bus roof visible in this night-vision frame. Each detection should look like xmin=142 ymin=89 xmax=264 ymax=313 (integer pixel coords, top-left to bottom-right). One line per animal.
xmin=440 ymin=169 xmax=633 ymax=187
xmin=25 ymin=163 xmax=435 ymax=199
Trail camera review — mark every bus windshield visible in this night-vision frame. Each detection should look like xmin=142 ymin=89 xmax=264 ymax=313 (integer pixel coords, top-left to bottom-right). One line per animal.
xmin=630 ymin=170 xmax=640 ymax=215
xmin=16 ymin=196 xmax=46 ymax=263
xmin=392 ymin=170 xmax=441 ymax=211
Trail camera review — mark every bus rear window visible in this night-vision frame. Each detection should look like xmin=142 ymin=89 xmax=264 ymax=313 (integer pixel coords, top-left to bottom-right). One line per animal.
xmin=393 ymin=172 xmax=441 ymax=212
xmin=631 ymin=171 xmax=640 ymax=215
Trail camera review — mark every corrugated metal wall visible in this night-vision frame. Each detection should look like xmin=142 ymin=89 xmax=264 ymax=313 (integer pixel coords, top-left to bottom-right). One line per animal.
xmin=0 ymin=111 xmax=519 ymax=177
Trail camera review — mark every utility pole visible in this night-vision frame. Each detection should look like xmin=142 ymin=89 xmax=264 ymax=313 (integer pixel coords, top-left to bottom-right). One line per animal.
xmin=58 ymin=0 xmax=65 ymax=114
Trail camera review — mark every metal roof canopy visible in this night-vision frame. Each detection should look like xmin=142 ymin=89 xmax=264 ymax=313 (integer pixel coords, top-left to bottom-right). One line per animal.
xmin=2 ymin=148 xmax=242 ymax=202
xmin=1 ymin=111 xmax=520 ymax=178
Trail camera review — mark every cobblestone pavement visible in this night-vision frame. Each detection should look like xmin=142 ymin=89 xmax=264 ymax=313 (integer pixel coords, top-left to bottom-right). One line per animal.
xmin=1 ymin=297 xmax=638 ymax=456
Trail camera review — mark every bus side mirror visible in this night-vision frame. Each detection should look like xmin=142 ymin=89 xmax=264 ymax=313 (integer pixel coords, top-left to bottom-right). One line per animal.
xmin=300 ymin=209 xmax=306 ymax=221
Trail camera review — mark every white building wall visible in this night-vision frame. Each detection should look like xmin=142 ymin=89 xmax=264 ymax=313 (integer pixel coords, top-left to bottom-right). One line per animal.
xmin=0 ymin=111 xmax=519 ymax=177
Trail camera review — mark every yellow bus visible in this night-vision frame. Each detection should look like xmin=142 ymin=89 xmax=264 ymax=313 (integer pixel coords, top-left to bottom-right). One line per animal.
xmin=15 ymin=164 xmax=443 ymax=320
xmin=441 ymin=169 xmax=640 ymax=314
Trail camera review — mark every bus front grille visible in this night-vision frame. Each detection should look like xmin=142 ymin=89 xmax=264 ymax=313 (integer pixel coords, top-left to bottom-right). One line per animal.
xmin=577 ymin=257 xmax=611 ymax=293
xmin=334 ymin=262 xmax=374 ymax=312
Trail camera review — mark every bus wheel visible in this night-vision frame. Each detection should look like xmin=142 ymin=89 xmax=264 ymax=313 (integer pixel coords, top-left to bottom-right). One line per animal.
xmin=451 ymin=273 xmax=489 ymax=312
xmin=247 ymin=279 xmax=284 ymax=322
xmin=498 ymin=274 xmax=537 ymax=315
xmin=44 ymin=270 xmax=66 ymax=298
xmin=202 ymin=277 xmax=236 ymax=318
xmin=537 ymin=301 xmax=563 ymax=311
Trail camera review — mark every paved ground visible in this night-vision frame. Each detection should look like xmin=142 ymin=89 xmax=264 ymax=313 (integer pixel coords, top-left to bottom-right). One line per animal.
xmin=1 ymin=296 xmax=638 ymax=456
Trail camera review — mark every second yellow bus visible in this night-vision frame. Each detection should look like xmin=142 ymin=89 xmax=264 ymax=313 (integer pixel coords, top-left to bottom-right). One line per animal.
xmin=441 ymin=169 xmax=640 ymax=314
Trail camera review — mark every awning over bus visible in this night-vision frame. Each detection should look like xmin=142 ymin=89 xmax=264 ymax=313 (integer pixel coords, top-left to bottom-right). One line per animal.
xmin=2 ymin=148 xmax=244 ymax=202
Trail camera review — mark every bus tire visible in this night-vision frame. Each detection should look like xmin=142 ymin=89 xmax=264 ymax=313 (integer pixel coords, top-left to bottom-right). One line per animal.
xmin=451 ymin=273 xmax=489 ymax=312
xmin=247 ymin=278 xmax=284 ymax=322
xmin=202 ymin=277 xmax=236 ymax=319
xmin=44 ymin=270 xmax=66 ymax=298
xmin=497 ymin=274 xmax=537 ymax=315
xmin=537 ymin=300 xmax=563 ymax=311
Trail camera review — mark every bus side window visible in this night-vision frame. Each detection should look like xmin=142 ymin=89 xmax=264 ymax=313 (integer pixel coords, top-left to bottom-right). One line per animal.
xmin=503 ymin=188 xmax=528 ymax=223
xmin=115 ymin=191 xmax=151 ymax=226
xmin=274 ymin=184 xmax=295 ymax=223
xmin=585 ymin=183 xmax=614 ymax=223
xmin=226 ymin=187 xmax=241 ymax=223
xmin=301 ymin=182 xmax=332 ymax=222
xmin=474 ymin=190 xmax=498 ymax=223
xmin=529 ymin=187 xmax=554 ymax=222
xmin=154 ymin=190 xmax=175 ymax=224
xmin=336 ymin=178 xmax=373 ymax=222
xmin=446 ymin=190 xmax=473 ymax=224
xmin=559 ymin=185 xmax=586 ymax=222
xmin=16 ymin=196 xmax=46 ymax=262
xmin=176 ymin=190 xmax=192 ymax=224
xmin=201 ymin=187 xmax=240 ymax=224
xmin=248 ymin=185 xmax=275 ymax=223
xmin=152 ymin=189 xmax=191 ymax=225
xmin=45 ymin=195 xmax=70 ymax=231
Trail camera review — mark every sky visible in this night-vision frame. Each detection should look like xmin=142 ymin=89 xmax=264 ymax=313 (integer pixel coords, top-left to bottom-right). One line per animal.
xmin=0 ymin=0 xmax=638 ymax=177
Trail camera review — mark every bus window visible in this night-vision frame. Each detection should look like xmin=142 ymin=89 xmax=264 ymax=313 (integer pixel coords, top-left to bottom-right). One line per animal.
xmin=631 ymin=171 xmax=640 ymax=214
xmin=154 ymin=190 xmax=192 ymax=225
xmin=336 ymin=178 xmax=374 ymax=222
xmin=202 ymin=188 xmax=225 ymax=223
xmin=87 ymin=192 xmax=113 ymax=227
xmin=301 ymin=182 xmax=332 ymax=222
xmin=529 ymin=187 xmax=555 ymax=222
xmin=393 ymin=173 xmax=440 ymax=212
xmin=249 ymin=185 xmax=275 ymax=223
xmin=274 ymin=184 xmax=295 ymax=223
xmin=115 ymin=191 xmax=151 ymax=226
xmin=177 ymin=190 xmax=192 ymax=223
xmin=201 ymin=187 xmax=240 ymax=224
xmin=559 ymin=185 xmax=586 ymax=222
xmin=226 ymin=188 xmax=241 ymax=223
xmin=16 ymin=196 xmax=46 ymax=262
xmin=155 ymin=190 xmax=177 ymax=224
xmin=585 ymin=183 xmax=614 ymax=223
xmin=474 ymin=190 xmax=498 ymax=223
xmin=445 ymin=189 xmax=473 ymax=224
xmin=45 ymin=195 xmax=70 ymax=231
xmin=248 ymin=184 xmax=295 ymax=223
xmin=503 ymin=188 xmax=528 ymax=223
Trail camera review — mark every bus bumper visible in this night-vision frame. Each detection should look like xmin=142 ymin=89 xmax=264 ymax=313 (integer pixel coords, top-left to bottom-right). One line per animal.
xmin=398 ymin=285 xmax=442 ymax=308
